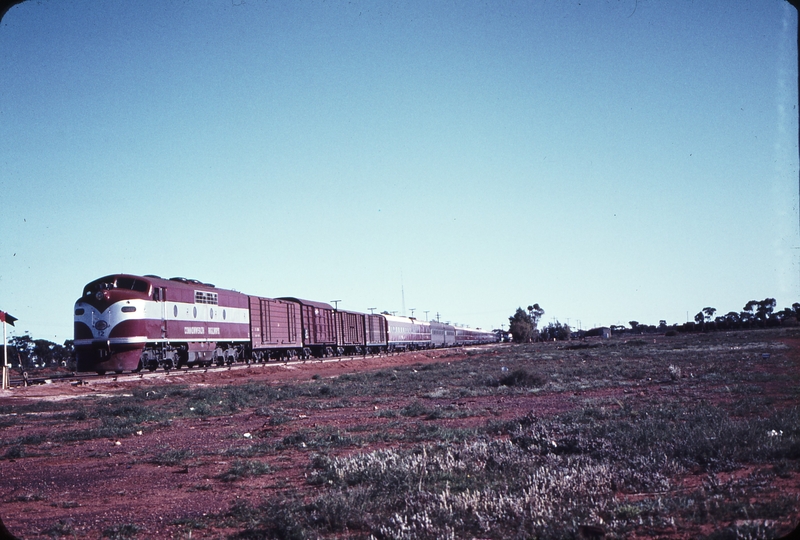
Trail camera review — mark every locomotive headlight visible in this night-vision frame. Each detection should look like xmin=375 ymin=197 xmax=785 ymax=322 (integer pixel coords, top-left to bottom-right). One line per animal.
xmin=75 ymin=308 xmax=85 ymax=315
xmin=121 ymin=306 xmax=136 ymax=313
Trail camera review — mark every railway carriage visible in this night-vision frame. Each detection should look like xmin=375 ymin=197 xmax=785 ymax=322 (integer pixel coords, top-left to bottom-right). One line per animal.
xmin=384 ymin=314 xmax=432 ymax=351
xmin=454 ymin=326 xmax=496 ymax=346
xmin=430 ymin=320 xmax=455 ymax=347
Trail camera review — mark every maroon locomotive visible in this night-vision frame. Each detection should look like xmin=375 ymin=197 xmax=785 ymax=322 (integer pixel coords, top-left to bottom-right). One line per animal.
xmin=74 ymin=273 xmax=496 ymax=373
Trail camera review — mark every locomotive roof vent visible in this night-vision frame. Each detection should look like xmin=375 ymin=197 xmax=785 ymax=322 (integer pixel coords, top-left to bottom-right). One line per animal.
xmin=168 ymin=277 xmax=214 ymax=288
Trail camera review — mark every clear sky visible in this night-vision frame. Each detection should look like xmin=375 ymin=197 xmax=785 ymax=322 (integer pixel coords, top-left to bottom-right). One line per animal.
xmin=1 ymin=0 xmax=798 ymax=343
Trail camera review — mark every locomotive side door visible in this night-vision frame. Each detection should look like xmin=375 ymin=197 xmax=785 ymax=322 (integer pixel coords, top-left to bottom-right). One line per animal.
xmin=155 ymin=287 xmax=167 ymax=339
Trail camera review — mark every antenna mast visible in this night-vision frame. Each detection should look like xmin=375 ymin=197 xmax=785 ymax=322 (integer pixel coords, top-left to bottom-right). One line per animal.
xmin=401 ymin=270 xmax=406 ymax=317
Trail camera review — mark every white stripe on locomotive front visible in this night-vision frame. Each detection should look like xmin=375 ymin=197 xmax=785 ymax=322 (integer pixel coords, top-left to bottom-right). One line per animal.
xmin=74 ymin=299 xmax=250 ymax=345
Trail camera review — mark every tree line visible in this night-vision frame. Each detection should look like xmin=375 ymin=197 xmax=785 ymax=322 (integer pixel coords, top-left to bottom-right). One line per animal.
xmin=2 ymin=334 xmax=74 ymax=370
xmin=684 ymin=297 xmax=796 ymax=332
xmin=508 ymin=297 xmax=800 ymax=343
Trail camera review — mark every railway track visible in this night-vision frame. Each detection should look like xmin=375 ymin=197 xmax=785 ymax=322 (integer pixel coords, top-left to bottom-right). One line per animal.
xmin=4 ymin=351 xmax=398 ymax=388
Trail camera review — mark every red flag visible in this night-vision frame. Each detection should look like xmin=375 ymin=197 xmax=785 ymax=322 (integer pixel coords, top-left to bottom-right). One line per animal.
xmin=0 ymin=310 xmax=17 ymax=326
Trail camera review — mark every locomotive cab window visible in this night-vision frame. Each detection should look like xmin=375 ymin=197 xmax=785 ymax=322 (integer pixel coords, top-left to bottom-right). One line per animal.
xmin=84 ymin=277 xmax=149 ymax=296
xmin=116 ymin=277 xmax=150 ymax=293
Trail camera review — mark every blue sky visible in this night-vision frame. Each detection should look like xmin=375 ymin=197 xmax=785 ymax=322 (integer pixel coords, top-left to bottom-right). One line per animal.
xmin=0 ymin=0 xmax=797 ymax=343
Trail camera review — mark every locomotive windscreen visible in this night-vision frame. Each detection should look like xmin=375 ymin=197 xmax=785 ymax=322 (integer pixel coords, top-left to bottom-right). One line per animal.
xmin=116 ymin=277 xmax=150 ymax=293
xmin=83 ymin=276 xmax=150 ymax=297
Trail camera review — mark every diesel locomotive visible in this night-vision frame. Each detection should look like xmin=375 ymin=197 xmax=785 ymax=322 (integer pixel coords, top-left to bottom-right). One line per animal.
xmin=74 ymin=273 xmax=496 ymax=374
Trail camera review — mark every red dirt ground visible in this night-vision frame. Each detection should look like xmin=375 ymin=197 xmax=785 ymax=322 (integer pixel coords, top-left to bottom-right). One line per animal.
xmin=1 ymin=342 xmax=799 ymax=539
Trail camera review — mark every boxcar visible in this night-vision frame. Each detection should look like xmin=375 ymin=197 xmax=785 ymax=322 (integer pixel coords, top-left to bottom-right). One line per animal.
xmin=279 ymin=298 xmax=337 ymax=357
xmin=365 ymin=313 xmax=388 ymax=352
xmin=336 ymin=310 xmax=366 ymax=354
xmin=248 ymin=296 xmax=303 ymax=360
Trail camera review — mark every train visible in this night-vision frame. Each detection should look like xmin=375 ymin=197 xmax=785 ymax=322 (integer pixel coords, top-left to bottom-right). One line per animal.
xmin=73 ymin=273 xmax=498 ymax=374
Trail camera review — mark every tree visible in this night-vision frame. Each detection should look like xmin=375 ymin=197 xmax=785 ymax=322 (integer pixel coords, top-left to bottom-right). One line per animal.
xmin=509 ymin=308 xmax=534 ymax=343
xmin=756 ymin=298 xmax=776 ymax=324
xmin=724 ymin=311 xmax=741 ymax=328
xmin=540 ymin=321 xmax=571 ymax=341
xmin=741 ymin=300 xmax=758 ymax=328
xmin=527 ymin=304 xmax=544 ymax=330
xmin=5 ymin=335 xmax=74 ymax=369
xmin=9 ymin=334 xmax=35 ymax=369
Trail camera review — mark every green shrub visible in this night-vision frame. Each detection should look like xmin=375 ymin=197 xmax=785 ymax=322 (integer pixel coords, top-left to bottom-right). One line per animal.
xmin=103 ymin=523 xmax=140 ymax=539
xmin=217 ymin=459 xmax=272 ymax=482
xmin=498 ymin=368 xmax=545 ymax=387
